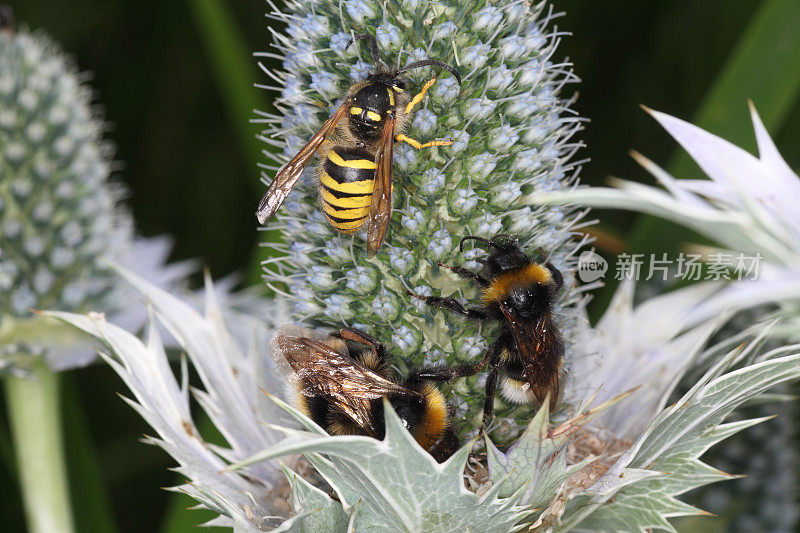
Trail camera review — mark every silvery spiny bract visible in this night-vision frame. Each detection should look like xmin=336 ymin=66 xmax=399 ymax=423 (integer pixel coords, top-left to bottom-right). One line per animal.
xmin=257 ymin=0 xmax=587 ymax=436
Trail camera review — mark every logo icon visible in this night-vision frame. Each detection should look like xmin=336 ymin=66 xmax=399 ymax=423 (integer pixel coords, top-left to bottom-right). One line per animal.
xmin=577 ymin=250 xmax=608 ymax=283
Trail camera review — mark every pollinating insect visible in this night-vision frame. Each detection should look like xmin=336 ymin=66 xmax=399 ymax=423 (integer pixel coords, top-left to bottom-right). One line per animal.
xmin=409 ymin=234 xmax=565 ymax=427
xmin=256 ymin=33 xmax=461 ymax=254
xmin=270 ymin=325 xmax=459 ymax=462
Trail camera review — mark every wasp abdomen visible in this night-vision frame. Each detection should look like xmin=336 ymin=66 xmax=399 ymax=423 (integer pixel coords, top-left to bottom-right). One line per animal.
xmin=320 ymin=146 xmax=376 ymax=233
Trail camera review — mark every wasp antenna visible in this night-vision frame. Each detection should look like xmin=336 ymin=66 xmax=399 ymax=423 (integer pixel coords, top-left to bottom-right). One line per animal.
xmin=346 ymin=33 xmax=382 ymax=68
xmin=399 ymin=59 xmax=462 ymax=86
xmin=459 ymin=235 xmax=495 ymax=252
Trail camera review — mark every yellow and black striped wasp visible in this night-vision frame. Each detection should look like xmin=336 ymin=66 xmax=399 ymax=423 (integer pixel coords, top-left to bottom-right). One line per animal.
xmin=256 ymin=33 xmax=460 ymax=254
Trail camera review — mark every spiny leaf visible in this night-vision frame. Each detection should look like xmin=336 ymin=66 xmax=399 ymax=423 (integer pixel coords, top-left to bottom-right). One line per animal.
xmin=230 ymin=398 xmax=530 ymax=532
xmin=561 ymin=352 xmax=800 ymax=532
xmin=277 ymin=463 xmax=349 ymax=532
xmin=487 ymin=389 xmax=634 ymax=501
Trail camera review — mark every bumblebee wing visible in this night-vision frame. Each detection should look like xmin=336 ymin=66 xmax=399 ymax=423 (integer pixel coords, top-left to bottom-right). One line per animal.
xmin=366 ymin=115 xmax=396 ymax=255
xmin=500 ymin=305 xmax=564 ymax=409
xmin=256 ymin=103 xmax=348 ymax=224
xmin=272 ymin=333 xmax=417 ymax=436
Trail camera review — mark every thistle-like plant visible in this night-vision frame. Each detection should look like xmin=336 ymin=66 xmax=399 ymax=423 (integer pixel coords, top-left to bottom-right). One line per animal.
xmin=50 ymin=262 xmax=800 ymax=531
xmin=535 ymin=103 xmax=800 ymax=338
xmin=38 ymin=1 xmax=800 ymax=531
xmin=256 ymin=0 xmax=588 ymax=434
xmin=532 ymin=102 xmax=800 ymax=532
xmin=0 ymin=26 xmax=195 ymax=374
xmin=0 ymin=20 xmax=269 ymax=533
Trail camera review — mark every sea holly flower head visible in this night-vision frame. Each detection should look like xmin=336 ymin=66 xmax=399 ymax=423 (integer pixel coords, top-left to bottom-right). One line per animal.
xmin=0 ymin=26 xmax=195 ymax=373
xmin=257 ymin=0 xmax=588 ymax=434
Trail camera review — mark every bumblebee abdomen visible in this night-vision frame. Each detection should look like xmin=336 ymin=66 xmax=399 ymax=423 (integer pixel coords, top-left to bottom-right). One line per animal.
xmin=320 ymin=146 xmax=376 ymax=233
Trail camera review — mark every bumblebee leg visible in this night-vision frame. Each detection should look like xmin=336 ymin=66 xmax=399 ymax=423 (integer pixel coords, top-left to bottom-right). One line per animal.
xmin=412 ymin=349 xmax=489 ymax=382
xmin=333 ymin=327 xmax=389 ymax=367
xmin=438 ymin=262 xmax=490 ymax=287
xmin=481 ymin=341 xmax=504 ymax=428
xmin=395 ymin=133 xmax=452 ymax=150
xmin=335 ymin=327 xmax=381 ymax=348
xmin=407 ymin=291 xmax=488 ymax=320
xmin=404 ymin=77 xmax=437 ymax=115
xmin=481 ymin=366 xmax=499 ymax=428
xmin=545 ymin=262 xmax=564 ymax=291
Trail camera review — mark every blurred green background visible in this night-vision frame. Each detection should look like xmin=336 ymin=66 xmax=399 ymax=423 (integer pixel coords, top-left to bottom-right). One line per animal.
xmin=1 ymin=0 xmax=799 ymax=531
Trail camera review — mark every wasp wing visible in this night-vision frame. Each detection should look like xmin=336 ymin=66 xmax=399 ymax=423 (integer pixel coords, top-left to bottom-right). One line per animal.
xmin=271 ymin=333 xmax=418 ymax=437
xmin=500 ymin=305 xmax=564 ymax=409
xmin=256 ymin=104 xmax=348 ymax=224
xmin=366 ymin=114 xmax=396 ymax=255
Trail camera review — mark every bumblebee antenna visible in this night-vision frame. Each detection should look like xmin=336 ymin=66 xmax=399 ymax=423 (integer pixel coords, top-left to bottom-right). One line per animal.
xmin=459 ymin=235 xmax=496 ymax=253
xmin=399 ymin=59 xmax=462 ymax=86
xmin=0 ymin=5 xmax=15 ymax=32
xmin=345 ymin=33 xmax=384 ymax=69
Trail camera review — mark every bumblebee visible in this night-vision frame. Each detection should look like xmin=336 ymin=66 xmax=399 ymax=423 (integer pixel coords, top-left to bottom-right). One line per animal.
xmin=256 ymin=33 xmax=461 ymax=254
xmin=410 ymin=234 xmax=565 ymax=426
xmin=270 ymin=325 xmax=459 ymax=462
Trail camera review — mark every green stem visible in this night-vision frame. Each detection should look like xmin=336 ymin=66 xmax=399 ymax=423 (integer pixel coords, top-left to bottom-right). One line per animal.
xmin=5 ymin=360 xmax=76 ymax=533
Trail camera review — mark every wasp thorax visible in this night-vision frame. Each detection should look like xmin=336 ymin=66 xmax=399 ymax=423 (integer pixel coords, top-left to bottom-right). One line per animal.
xmin=349 ymin=82 xmax=395 ymax=141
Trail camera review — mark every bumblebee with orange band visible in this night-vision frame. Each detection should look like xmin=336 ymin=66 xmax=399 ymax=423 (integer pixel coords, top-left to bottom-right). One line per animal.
xmin=409 ymin=234 xmax=565 ymax=428
xmin=270 ymin=325 xmax=459 ymax=462
xmin=256 ymin=33 xmax=461 ymax=255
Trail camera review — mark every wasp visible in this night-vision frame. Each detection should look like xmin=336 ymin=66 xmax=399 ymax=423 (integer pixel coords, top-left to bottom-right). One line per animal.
xmin=270 ymin=325 xmax=460 ymax=462
xmin=256 ymin=33 xmax=461 ymax=254
xmin=409 ymin=234 xmax=565 ymax=427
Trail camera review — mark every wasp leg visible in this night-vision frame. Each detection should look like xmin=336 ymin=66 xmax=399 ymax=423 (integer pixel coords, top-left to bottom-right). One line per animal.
xmin=407 ymin=291 xmax=488 ymax=320
xmin=438 ymin=262 xmax=490 ymax=287
xmin=395 ymin=133 xmax=452 ymax=150
xmin=405 ymin=77 xmax=437 ymax=115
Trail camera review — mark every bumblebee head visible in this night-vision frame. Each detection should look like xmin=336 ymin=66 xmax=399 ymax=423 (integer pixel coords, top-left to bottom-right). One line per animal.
xmin=461 ymin=234 xmax=531 ymax=275
xmin=390 ymin=393 xmax=426 ymax=432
